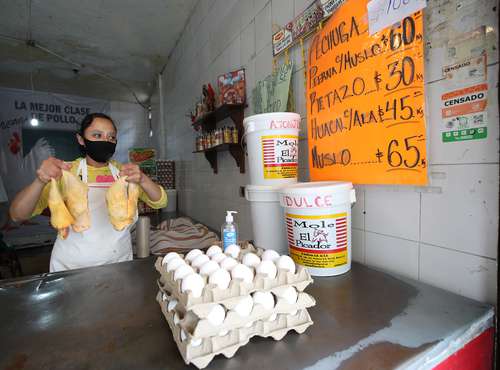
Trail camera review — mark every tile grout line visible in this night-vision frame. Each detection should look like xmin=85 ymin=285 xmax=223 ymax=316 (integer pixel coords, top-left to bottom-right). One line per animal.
xmin=418 ymin=192 xmax=422 ymax=281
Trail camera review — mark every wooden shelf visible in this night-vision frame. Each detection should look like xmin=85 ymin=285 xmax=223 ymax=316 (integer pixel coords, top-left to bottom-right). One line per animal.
xmin=192 ymin=103 xmax=246 ymax=174
xmin=192 ymin=103 xmax=246 ymax=131
xmin=192 ymin=142 xmax=239 ymax=153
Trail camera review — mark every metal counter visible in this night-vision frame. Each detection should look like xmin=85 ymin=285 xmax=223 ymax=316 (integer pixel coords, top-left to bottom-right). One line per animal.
xmin=0 ymin=259 xmax=493 ymax=370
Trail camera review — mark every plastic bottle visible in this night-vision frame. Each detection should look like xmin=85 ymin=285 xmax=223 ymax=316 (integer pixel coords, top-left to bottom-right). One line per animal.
xmin=221 ymin=211 xmax=238 ymax=251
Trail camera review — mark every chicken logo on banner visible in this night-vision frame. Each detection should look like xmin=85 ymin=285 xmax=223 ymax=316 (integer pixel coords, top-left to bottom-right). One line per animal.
xmin=8 ymin=132 xmax=21 ymax=155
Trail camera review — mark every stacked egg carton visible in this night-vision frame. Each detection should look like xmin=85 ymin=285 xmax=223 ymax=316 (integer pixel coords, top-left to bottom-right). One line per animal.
xmin=155 ymin=244 xmax=316 ymax=369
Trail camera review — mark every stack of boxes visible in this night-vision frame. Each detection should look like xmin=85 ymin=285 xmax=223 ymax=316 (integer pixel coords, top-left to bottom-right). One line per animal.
xmin=156 ymin=160 xmax=175 ymax=189
xmin=155 ymin=243 xmax=315 ymax=369
xmin=129 ymin=149 xmax=176 ymax=214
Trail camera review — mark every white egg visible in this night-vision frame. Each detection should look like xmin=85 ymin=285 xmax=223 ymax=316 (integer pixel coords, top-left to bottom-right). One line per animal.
xmin=290 ymin=309 xmax=299 ymax=316
xmin=191 ymin=254 xmax=210 ymax=269
xmin=166 ymin=257 xmax=186 ymax=273
xmin=191 ymin=338 xmax=202 ymax=347
xmin=162 ymin=252 xmax=180 ymax=265
xmin=277 ymin=286 xmax=298 ymax=304
xmin=261 ymin=249 xmax=280 ymax=262
xmin=180 ymin=329 xmax=188 ymax=341
xmin=167 ymin=299 xmax=178 ymax=312
xmin=231 ymin=263 xmax=254 ymax=284
xmin=267 ymin=313 xmax=278 ymax=322
xmin=206 ymin=245 xmax=222 ymax=257
xmin=208 ymin=268 xmax=231 ymax=290
xmin=233 ymin=295 xmax=253 ymax=317
xmin=218 ymin=329 xmax=229 ymax=336
xmin=220 ymin=257 xmax=238 ymax=271
xmin=225 ymin=244 xmax=241 ymax=259
xmin=181 ymin=273 xmax=205 ymax=298
xmin=277 ymin=255 xmax=296 ymax=274
xmin=206 ymin=304 xmax=226 ymax=326
xmin=185 ymin=249 xmax=203 ymax=262
xmin=211 ymin=253 xmax=227 ymax=264
xmin=173 ymin=312 xmax=181 ymax=325
xmin=256 ymin=260 xmax=278 ymax=279
xmin=252 ymin=291 xmax=275 ymax=310
xmin=242 ymin=253 xmax=261 ymax=268
xmin=174 ymin=265 xmax=194 ymax=281
xmin=199 ymin=261 xmax=220 ymax=276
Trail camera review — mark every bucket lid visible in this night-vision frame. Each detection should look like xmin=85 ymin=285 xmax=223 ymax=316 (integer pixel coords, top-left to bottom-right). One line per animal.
xmin=243 ymin=112 xmax=301 ymax=133
xmin=279 ymin=181 xmax=356 ymax=208
xmin=245 ymin=184 xmax=284 ymax=202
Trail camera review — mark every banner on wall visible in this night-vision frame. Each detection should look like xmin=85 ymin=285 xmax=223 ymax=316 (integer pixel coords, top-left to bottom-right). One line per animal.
xmin=306 ymin=1 xmax=427 ymax=185
xmin=0 ymin=87 xmax=109 ymax=201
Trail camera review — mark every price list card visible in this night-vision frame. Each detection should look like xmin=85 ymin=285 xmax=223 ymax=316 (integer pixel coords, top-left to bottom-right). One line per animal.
xmin=307 ymin=0 xmax=427 ymax=185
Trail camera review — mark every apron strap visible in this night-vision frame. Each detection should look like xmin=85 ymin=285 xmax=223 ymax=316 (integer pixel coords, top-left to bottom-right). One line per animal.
xmin=77 ymin=159 xmax=88 ymax=183
xmin=108 ymin=163 xmax=120 ymax=181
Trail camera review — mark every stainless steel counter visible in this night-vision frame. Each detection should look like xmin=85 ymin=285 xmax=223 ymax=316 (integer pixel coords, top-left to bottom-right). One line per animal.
xmin=0 ymin=258 xmax=493 ymax=370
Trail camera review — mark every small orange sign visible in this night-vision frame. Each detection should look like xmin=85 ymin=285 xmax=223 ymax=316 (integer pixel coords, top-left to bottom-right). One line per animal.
xmin=307 ymin=0 xmax=427 ymax=185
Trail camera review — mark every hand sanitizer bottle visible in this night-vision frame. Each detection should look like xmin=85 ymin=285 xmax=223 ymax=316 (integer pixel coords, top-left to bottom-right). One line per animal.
xmin=222 ymin=211 xmax=238 ymax=251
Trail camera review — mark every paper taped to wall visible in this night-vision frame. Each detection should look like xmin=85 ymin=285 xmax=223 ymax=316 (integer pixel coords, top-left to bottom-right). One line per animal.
xmin=368 ymin=0 xmax=427 ymax=35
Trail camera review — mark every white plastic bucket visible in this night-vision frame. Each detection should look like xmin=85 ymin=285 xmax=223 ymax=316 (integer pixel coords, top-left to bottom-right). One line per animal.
xmin=245 ymin=185 xmax=288 ymax=254
xmin=243 ymin=112 xmax=300 ymax=186
xmin=279 ymin=182 xmax=356 ymax=276
xmin=164 ymin=189 xmax=177 ymax=213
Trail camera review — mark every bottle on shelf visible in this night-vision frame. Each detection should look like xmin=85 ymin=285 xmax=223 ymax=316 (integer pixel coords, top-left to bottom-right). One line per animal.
xmin=217 ymin=128 xmax=223 ymax=145
xmin=224 ymin=126 xmax=231 ymax=143
xmin=232 ymin=127 xmax=238 ymax=143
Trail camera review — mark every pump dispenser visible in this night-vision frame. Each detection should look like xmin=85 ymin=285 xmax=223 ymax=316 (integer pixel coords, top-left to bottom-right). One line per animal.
xmin=221 ymin=211 xmax=238 ymax=251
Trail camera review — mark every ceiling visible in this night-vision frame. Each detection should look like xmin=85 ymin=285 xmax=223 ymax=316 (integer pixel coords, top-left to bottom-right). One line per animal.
xmin=0 ymin=0 xmax=197 ymax=103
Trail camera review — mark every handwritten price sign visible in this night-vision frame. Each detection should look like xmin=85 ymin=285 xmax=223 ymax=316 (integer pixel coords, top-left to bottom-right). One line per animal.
xmin=306 ymin=0 xmax=427 ymax=185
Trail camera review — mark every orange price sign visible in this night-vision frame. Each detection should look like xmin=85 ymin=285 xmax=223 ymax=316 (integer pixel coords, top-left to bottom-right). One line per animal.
xmin=307 ymin=0 xmax=427 ymax=185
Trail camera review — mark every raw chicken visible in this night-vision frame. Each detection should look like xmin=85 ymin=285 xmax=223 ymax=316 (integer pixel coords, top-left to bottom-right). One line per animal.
xmin=105 ymin=176 xmax=139 ymax=231
xmin=48 ymin=178 xmax=74 ymax=239
xmin=61 ymin=170 xmax=90 ymax=232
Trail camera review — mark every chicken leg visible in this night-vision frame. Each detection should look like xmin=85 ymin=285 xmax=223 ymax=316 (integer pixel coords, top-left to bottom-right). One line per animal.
xmin=48 ymin=178 xmax=74 ymax=239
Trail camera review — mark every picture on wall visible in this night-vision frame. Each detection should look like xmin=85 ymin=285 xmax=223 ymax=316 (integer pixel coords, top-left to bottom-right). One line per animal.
xmin=217 ymin=69 xmax=246 ymax=105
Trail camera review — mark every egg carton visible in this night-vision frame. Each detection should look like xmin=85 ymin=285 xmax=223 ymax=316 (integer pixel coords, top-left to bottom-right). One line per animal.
xmin=156 ymin=291 xmax=313 ymax=369
xmin=158 ymin=288 xmax=316 ymax=339
xmin=155 ymin=257 xmax=313 ymax=310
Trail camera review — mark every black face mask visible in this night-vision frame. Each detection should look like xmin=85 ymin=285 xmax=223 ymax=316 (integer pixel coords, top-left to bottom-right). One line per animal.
xmin=81 ymin=138 xmax=116 ymax=163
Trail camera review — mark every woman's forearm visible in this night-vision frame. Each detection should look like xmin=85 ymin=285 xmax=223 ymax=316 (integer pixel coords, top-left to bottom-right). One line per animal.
xmin=9 ymin=178 xmax=46 ymax=222
xmin=139 ymin=175 xmax=162 ymax=202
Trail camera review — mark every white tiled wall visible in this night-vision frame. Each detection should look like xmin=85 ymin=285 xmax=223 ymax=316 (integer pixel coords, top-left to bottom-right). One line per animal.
xmin=160 ymin=0 xmax=499 ymax=303
xmin=365 ymin=232 xmax=420 ymax=280
xmin=109 ymin=101 xmax=150 ymax=164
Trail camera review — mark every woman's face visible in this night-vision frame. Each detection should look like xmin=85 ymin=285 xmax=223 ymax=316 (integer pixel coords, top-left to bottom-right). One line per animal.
xmin=77 ymin=117 xmax=117 ymax=145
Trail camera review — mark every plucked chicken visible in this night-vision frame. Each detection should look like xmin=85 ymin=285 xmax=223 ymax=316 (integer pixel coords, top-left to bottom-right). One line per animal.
xmin=61 ymin=170 xmax=90 ymax=232
xmin=105 ymin=176 xmax=139 ymax=231
xmin=48 ymin=178 xmax=74 ymax=239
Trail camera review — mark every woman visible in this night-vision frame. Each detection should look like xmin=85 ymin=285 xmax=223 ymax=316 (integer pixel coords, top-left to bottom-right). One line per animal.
xmin=9 ymin=113 xmax=167 ymax=272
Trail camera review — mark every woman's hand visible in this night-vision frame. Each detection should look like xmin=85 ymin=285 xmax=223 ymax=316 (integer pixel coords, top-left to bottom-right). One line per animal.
xmin=120 ymin=163 xmax=144 ymax=184
xmin=36 ymin=157 xmax=71 ymax=184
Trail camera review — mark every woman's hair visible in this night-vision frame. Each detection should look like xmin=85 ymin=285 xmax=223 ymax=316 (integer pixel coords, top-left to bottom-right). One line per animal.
xmin=79 ymin=113 xmax=117 ymax=136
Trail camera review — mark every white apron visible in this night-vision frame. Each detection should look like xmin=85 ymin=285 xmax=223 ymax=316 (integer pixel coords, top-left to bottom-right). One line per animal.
xmin=49 ymin=159 xmax=137 ymax=272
